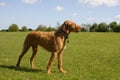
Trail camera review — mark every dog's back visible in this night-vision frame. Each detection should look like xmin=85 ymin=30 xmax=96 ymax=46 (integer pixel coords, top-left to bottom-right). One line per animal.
xmin=24 ymin=31 xmax=62 ymax=52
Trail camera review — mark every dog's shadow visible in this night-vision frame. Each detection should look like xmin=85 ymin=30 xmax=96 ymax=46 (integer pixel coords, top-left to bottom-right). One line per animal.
xmin=0 ymin=65 xmax=43 ymax=73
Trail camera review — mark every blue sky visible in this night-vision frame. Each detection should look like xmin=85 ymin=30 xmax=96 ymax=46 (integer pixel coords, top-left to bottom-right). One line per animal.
xmin=0 ymin=0 xmax=120 ymax=30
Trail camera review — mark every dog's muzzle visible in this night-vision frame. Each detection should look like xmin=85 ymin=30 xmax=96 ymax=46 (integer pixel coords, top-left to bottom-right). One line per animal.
xmin=75 ymin=26 xmax=81 ymax=32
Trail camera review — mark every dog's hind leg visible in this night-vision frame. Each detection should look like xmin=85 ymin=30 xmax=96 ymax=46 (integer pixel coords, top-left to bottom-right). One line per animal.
xmin=16 ymin=44 xmax=30 ymax=68
xmin=30 ymin=45 xmax=38 ymax=69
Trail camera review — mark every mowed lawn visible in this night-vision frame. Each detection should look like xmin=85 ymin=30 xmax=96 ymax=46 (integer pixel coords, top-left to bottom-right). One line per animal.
xmin=0 ymin=32 xmax=120 ymax=80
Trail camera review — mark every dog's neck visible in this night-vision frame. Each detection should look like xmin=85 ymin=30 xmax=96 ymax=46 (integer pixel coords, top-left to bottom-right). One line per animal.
xmin=55 ymin=30 xmax=69 ymax=43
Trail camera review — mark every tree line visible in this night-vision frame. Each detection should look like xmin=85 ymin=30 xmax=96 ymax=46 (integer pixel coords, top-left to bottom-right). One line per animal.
xmin=0 ymin=21 xmax=120 ymax=32
xmin=81 ymin=21 xmax=120 ymax=32
xmin=0 ymin=24 xmax=56 ymax=32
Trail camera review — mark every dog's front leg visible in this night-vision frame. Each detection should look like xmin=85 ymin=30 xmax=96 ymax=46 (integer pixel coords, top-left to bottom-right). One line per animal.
xmin=58 ymin=50 xmax=67 ymax=74
xmin=47 ymin=52 xmax=57 ymax=74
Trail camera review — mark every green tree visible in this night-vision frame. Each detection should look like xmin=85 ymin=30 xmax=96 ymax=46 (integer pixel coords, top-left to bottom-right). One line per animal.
xmin=90 ymin=23 xmax=98 ymax=32
xmin=81 ymin=27 xmax=87 ymax=32
xmin=28 ymin=28 xmax=33 ymax=31
xmin=21 ymin=26 xmax=28 ymax=32
xmin=113 ymin=24 xmax=120 ymax=32
xmin=117 ymin=24 xmax=120 ymax=32
xmin=97 ymin=22 xmax=109 ymax=32
xmin=9 ymin=24 xmax=19 ymax=32
xmin=36 ymin=24 xmax=47 ymax=31
xmin=46 ymin=26 xmax=55 ymax=31
xmin=81 ymin=24 xmax=91 ymax=31
xmin=109 ymin=21 xmax=118 ymax=32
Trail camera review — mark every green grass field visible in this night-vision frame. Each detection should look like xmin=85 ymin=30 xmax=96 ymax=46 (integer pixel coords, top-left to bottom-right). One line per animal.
xmin=0 ymin=32 xmax=120 ymax=80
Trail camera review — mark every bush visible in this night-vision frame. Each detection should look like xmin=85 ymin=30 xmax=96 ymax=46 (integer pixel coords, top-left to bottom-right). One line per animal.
xmin=81 ymin=27 xmax=87 ymax=32
xmin=8 ymin=24 xmax=19 ymax=32
xmin=21 ymin=26 xmax=28 ymax=32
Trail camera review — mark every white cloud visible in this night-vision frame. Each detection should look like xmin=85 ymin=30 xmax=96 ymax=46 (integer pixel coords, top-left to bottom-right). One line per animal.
xmin=78 ymin=0 xmax=120 ymax=7
xmin=55 ymin=5 xmax=64 ymax=11
xmin=0 ymin=2 xmax=6 ymax=7
xmin=22 ymin=0 xmax=41 ymax=4
xmin=72 ymin=13 xmax=78 ymax=18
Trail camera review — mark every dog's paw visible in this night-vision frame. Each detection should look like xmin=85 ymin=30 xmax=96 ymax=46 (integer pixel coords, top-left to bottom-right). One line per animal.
xmin=31 ymin=65 xmax=36 ymax=70
xmin=16 ymin=64 xmax=20 ymax=68
xmin=47 ymin=71 xmax=52 ymax=75
xmin=60 ymin=70 xmax=67 ymax=74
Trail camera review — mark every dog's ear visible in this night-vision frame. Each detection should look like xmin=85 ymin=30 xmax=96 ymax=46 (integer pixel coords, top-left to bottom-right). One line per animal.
xmin=61 ymin=23 xmax=70 ymax=34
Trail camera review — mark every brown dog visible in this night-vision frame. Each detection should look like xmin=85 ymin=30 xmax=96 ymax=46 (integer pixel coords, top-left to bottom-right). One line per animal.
xmin=16 ymin=20 xmax=81 ymax=74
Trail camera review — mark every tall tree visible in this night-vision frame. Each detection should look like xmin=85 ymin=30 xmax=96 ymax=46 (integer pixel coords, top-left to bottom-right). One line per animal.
xmin=97 ymin=22 xmax=109 ymax=32
xmin=90 ymin=23 xmax=98 ymax=32
xmin=117 ymin=24 xmax=120 ymax=32
xmin=109 ymin=21 xmax=118 ymax=32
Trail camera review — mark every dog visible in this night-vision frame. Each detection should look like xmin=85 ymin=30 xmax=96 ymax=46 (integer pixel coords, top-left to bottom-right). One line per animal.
xmin=16 ymin=20 xmax=81 ymax=74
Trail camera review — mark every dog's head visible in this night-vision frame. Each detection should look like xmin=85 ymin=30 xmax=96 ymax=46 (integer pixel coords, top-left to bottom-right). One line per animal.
xmin=61 ymin=20 xmax=81 ymax=34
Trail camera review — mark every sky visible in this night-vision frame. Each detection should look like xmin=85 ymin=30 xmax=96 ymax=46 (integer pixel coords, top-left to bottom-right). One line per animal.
xmin=0 ymin=0 xmax=120 ymax=30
